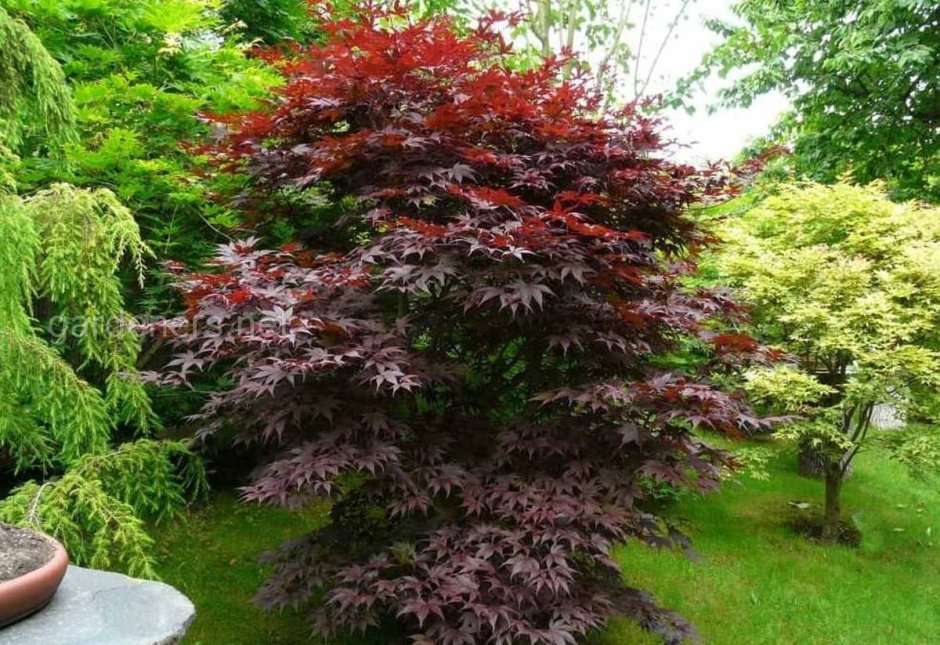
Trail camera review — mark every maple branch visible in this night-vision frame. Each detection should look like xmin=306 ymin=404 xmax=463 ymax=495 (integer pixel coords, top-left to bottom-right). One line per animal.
xmin=842 ymin=403 xmax=873 ymax=476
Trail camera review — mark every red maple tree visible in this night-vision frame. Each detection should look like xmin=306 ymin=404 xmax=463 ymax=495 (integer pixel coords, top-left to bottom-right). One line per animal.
xmin=152 ymin=5 xmax=771 ymax=642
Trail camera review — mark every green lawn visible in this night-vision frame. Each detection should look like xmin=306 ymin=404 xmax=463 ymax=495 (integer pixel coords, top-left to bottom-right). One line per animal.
xmin=599 ymin=444 xmax=940 ymax=644
xmin=152 ymin=495 xmax=330 ymax=645
xmin=153 ymin=442 xmax=940 ymax=644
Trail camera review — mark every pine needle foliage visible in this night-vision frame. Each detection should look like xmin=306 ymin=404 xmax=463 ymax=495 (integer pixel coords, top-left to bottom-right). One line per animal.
xmin=0 ymin=181 xmax=204 ymax=575
xmin=0 ymin=183 xmax=155 ymax=450
xmin=0 ymin=440 xmax=207 ymax=578
xmin=0 ymin=6 xmax=75 ymax=149
xmin=23 ymin=184 xmax=154 ymax=428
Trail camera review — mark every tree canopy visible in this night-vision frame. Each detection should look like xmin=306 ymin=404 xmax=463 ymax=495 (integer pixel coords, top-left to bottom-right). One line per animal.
xmin=715 ymin=181 xmax=940 ymax=538
xmin=1 ymin=0 xmax=280 ymax=309
xmin=699 ymin=0 xmax=940 ymax=200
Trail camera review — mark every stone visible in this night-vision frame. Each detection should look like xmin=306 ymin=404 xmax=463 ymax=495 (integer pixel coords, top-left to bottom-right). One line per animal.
xmin=0 ymin=566 xmax=195 ymax=645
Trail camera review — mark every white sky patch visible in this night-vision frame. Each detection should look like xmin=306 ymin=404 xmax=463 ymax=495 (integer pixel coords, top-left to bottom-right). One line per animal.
xmin=494 ymin=0 xmax=789 ymax=162
xmin=631 ymin=0 xmax=790 ymax=163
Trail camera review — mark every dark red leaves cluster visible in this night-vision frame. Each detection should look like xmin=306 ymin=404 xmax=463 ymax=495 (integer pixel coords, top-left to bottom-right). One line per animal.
xmin=153 ymin=5 xmax=768 ymax=643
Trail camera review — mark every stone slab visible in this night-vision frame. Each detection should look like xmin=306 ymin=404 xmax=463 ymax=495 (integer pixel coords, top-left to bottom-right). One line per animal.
xmin=0 ymin=565 xmax=195 ymax=644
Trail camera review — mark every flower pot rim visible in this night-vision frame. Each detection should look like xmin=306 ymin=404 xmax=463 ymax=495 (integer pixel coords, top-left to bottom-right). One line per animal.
xmin=0 ymin=527 xmax=69 ymax=628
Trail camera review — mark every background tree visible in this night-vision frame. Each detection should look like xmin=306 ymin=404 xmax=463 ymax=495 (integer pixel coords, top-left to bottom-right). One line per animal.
xmin=445 ymin=0 xmax=697 ymax=107
xmin=1 ymin=0 xmax=279 ymax=308
xmin=152 ymin=6 xmax=770 ymax=642
xmin=0 ymin=6 xmax=74 ymax=150
xmin=695 ymin=0 xmax=940 ymax=201
xmin=716 ymin=182 xmax=940 ymax=540
xmin=541 ymin=0 xmax=696 ymax=105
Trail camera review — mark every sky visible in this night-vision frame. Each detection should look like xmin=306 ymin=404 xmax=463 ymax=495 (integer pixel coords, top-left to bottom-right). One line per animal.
xmin=622 ymin=0 xmax=790 ymax=163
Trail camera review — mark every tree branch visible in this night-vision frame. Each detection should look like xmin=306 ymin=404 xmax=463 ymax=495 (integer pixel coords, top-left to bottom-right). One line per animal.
xmin=596 ymin=0 xmax=633 ymax=103
xmin=632 ymin=0 xmax=653 ymax=99
xmin=637 ymin=0 xmax=693 ymax=98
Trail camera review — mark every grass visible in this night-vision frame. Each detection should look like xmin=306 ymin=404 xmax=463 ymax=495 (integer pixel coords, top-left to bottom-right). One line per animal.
xmin=152 ymin=495 xmax=330 ymax=644
xmin=599 ymin=443 xmax=940 ymax=644
xmin=153 ymin=442 xmax=940 ymax=644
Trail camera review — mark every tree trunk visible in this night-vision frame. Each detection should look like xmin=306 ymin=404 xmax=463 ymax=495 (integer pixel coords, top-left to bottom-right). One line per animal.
xmin=798 ymin=441 xmax=852 ymax=479
xmin=797 ymin=442 xmax=827 ymax=478
xmin=821 ymin=464 xmax=843 ymax=541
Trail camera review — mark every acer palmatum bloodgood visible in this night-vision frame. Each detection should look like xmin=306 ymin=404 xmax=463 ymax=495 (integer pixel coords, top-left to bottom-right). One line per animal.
xmin=149 ymin=5 xmax=773 ymax=643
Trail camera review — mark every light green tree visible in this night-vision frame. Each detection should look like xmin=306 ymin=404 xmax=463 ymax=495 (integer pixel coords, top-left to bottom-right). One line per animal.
xmin=0 ymin=11 xmax=203 ymax=576
xmin=0 ymin=6 xmax=74 ymax=149
xmin=716 ymin=182 xmax=940 ymax=539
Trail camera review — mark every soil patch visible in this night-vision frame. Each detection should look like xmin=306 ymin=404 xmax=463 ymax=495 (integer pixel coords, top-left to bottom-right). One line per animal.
xmin=790 ymin=515 xmax=862 ymax=547
xmin=0 ymin=524 xmax=54 ymax=582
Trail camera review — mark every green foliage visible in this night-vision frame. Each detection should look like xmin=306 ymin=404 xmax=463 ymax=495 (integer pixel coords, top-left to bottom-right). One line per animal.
xmin=0 ymin=181 xmax=198 ymax=575
xmin=719 ymin=183 xmax=940 ymax=388
xmin=0 ymin=6 xmax=75 ymax=150
xmin=3 ymin=0 xmax=279 ymax=308
xmin=4 ymin=184 xmax=155 ymax=435
xmin=880 ymin=423 xmax=940 ymax=478
xmin=0 ymin=440 xmax=206 ymax=578
xmin=1 ymin=7 xmax=206 ymax=567
xmin=0 ymin=185 xmax=157 ymax=465
xmin=0 ymin=330 xmax=110 ymax=467
xmin=742 ymin=365 xmax=834 ymax=415
xmin=728 ymin=445 xmax=772 ymax=481
xmin=695 ymin=0 xmax=940 ymax=200
xmin=0 ymin=142 xmax=18 ymax=192
xmin=219 ymin=0 xmax=317 ymax=44
xmin=714 ymin=181 xmax=940 ymax=528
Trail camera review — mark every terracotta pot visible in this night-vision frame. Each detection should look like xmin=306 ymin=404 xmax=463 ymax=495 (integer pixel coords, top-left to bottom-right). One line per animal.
xmin=0 ymin=532 xmax=68 ymax=627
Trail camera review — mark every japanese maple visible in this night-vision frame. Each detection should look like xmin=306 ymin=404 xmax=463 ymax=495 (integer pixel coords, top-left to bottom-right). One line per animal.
xmin=152 ymin=5 xmax=770 ymax=643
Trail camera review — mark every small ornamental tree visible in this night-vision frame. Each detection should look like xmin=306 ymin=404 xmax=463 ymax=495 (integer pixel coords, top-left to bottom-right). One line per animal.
xmin=719 ymin=182 xmax=940 ymax=541
xmin=0 ymin=13 xmax=203 ymax=576
xmin=152 ymin=6 xmax=771 ymax=642
xmin=0 ymin=182 xmax=204 ymax=576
